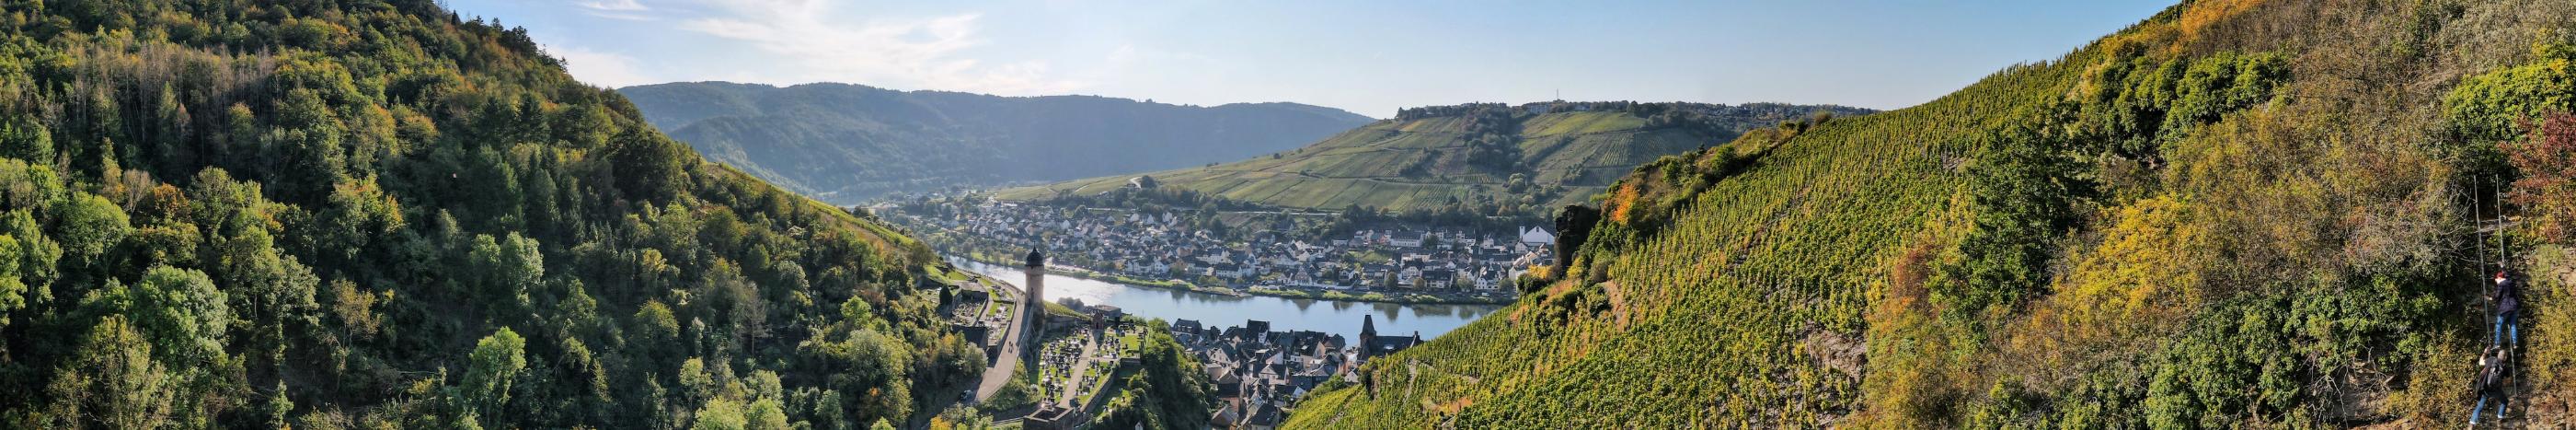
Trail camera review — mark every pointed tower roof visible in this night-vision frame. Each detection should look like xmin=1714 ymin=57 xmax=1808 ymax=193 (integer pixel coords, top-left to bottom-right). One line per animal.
xmin=1361 ymin=314 xmax=1376 ymax=337
xmin=1025 ymin=249 xmax=1046 ymax=267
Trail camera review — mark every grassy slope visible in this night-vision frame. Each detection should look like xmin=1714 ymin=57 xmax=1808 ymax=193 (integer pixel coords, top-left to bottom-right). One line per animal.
xmin=997 ymin=110 xmax=1738 ymax=212
xmin=1286 ymin=54 xmax=2058 ymax=429
xmin=1291 ymin=0 xmax=2576 ymax=427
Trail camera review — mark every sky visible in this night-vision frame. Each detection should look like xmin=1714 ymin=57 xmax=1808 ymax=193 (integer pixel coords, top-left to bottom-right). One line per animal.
xmin=447 ymin=0 xmax=2177 ymax=118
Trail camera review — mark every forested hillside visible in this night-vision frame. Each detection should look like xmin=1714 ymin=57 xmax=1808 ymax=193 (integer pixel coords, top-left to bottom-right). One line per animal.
xmin=0 ymin=1 xmax=992 ymax=428
xmin=999 ymin=101 xmax=1869 ymax=215
xmin=1291 ymin=0 xmax=2576 ymax=427
xmin=619 ymin=82 xmax=1374 ymax=204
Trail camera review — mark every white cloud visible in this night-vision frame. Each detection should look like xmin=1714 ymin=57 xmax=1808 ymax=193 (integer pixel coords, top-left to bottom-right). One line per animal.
xmin=548 ymin=44 xmax=658 ymax=87
xmin=580 ymin=0 xmax=649 ymax=11
xmin=674 ymin=0 xmax=1084 ymax=95
xmin=577 ymin=0 xmax=654 ymax=20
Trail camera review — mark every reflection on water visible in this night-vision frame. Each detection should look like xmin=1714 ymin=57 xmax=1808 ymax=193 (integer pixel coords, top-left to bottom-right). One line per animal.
xmin=949 ymin=257 xmax=1499 ymax=342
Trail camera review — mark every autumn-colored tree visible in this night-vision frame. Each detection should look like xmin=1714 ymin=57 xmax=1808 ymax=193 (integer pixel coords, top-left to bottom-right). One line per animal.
xmin=2509 ymin=114 xmax=2576 ymax=244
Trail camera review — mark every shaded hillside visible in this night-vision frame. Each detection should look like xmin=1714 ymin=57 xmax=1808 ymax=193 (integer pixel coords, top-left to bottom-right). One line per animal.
xmin=0 ymin=1 xmax=990 ymax=428
xmin=1001 ymin=101 xmax=1870 ymax=215
xmin=1291 ymin=0 xmax=2576 ymax=427
xmin=619 ymin=82 xmax=1375 ymax=203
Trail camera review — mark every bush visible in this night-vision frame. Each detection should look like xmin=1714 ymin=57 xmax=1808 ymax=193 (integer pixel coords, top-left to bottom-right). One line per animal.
xmin=2508 ymin=114 xmax=2576 ymax=244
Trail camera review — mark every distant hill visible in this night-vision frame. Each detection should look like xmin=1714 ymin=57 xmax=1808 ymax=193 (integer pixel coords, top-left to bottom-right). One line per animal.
xmin=1288 ymin=0 xmax=2576 ymax=427
xmin=619 ymin=82 xmax=1374 ymax=203
xmin=997 ymin=101 xmax=1872 ymax=214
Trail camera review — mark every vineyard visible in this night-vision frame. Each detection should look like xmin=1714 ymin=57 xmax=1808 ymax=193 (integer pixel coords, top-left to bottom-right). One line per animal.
xmin=1291 ymin=0 xmax=2576 ymax=427
xmin=996 ymin=103 xmax=1869 ymax=215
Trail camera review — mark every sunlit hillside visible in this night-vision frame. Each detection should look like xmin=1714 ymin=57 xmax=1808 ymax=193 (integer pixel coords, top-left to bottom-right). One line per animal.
xmin=1001 ymin=102 xmax=1869 ymax=215
xmin=0 ymin=1 xmax=988 ymax=427
xmin=1291 ymin=0 xmax=2576 ymax=426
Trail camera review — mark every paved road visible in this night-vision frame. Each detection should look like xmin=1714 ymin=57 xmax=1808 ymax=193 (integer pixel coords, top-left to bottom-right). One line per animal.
xmin=973 ymin=278 xmax=1029 ymax=402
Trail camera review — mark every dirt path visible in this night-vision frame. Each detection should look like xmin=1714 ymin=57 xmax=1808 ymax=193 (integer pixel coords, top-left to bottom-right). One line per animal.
xmin=1601 ymin=281 xmax=1629 ymax=328
xmin=1056 ymin=333 xmax=1103 ymax=406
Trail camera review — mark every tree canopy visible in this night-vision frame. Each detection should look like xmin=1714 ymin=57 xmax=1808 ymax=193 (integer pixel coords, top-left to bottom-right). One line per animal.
xmin=0 ymin=1 xmax=979 ymax=427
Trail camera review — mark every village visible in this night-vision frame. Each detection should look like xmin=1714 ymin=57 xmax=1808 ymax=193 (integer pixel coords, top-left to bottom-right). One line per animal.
xmin=888 ymin=199 xmax=1555 ymax=303
xmin=936 ymin=261 xmax=1426 ymax=429
xmin=1167 ymin=315 xmax=1420 ymax=429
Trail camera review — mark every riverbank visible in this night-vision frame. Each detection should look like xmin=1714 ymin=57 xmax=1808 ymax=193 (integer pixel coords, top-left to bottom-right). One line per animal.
xmin=946 ymin=252 xmax=1519 ymax=306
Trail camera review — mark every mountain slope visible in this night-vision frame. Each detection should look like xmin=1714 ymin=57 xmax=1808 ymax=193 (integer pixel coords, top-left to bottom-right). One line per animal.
xmin=1290 ymin=0 xmax=2576 ymax=427
xmin=0 ymin=1 xmax=988 ymax=428
xmin=619 ymin=82 xmax=1375 ymax=203
xmin=999 ymin=101 xmax=1871 ymax=214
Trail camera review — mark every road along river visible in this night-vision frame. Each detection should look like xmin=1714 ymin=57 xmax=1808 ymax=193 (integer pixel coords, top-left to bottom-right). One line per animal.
xmin=949 ymin=257 xmax=1499 ymax=342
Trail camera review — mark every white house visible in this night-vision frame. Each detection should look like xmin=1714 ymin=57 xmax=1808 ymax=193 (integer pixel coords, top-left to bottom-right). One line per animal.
xmin=1519 ymin=227 xmax=1557 ymax=246
xmin=1390 ymin=231 xmax=1426 ymax=249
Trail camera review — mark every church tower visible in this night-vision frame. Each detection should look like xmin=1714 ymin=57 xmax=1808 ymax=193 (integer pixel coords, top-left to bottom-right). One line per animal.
xmin=1022 ymin=249 xmax=1047 ymax=363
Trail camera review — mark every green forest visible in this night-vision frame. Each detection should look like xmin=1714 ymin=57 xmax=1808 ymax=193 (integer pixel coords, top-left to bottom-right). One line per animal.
xmin=0 ymin=1 xmax=1012 ymax=428
xmin=1291 ymin=0 xmax=2576 ymax=427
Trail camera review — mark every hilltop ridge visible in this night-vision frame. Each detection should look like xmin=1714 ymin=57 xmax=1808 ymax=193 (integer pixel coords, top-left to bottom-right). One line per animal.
xmin=1001 ymin=100 xmax=1871 ymax=215
xmin=620 ymin=82 xmax=1375 ymax=203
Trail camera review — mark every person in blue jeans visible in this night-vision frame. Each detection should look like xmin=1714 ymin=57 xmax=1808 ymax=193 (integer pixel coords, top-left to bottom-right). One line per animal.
xmin=2470 ymin=344 xmax=2510 ymax=425
xmin=2494 ymin=272 xmax=2519 ymax=347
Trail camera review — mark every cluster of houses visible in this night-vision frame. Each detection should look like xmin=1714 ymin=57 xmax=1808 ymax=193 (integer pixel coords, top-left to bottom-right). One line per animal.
xmin=1169 ymin=316 xmax=1420 ymax=429
xmin=910 ymin=202 xmax=1554 ymax=295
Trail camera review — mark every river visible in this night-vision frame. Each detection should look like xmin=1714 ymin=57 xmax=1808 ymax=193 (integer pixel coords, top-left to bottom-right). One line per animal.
xmin=948 ymin=257 xmax=1501 ymax=342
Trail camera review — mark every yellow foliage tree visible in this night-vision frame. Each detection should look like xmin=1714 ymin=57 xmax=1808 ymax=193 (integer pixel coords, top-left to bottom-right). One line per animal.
xmin=2043 ymin=195 xmax=2211 ymax=352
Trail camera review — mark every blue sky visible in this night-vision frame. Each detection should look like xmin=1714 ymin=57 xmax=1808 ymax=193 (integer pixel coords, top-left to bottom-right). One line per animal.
xmin=450 ymin=0 xmax=2175 ymax=118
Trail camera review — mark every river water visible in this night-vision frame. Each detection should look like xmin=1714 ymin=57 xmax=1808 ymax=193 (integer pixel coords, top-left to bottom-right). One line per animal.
xmin=949 ymin=257 xmax=1501 ymax=342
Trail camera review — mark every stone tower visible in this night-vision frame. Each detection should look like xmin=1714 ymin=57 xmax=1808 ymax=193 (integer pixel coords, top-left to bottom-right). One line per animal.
xmin=1358 ymin=314 xmax=1378 ymax=360
xmin=1022 ymin=249 xmax=1046 ymax=363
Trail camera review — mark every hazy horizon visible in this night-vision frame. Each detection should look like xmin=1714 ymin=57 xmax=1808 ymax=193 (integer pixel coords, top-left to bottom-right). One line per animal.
xmin=445 ymin=0 xmax=2171 ymax=118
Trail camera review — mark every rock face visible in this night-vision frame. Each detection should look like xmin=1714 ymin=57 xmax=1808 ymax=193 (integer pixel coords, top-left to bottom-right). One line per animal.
xmin=1553 ymin=204 xmax=1602 ymax=271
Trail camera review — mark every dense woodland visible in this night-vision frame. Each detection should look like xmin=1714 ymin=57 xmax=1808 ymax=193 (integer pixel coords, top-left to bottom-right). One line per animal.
xmin=1293 ymin=0 xmax=2576 ymax=427
xmin=0 ymin=1 xmax=1013 ymax=428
